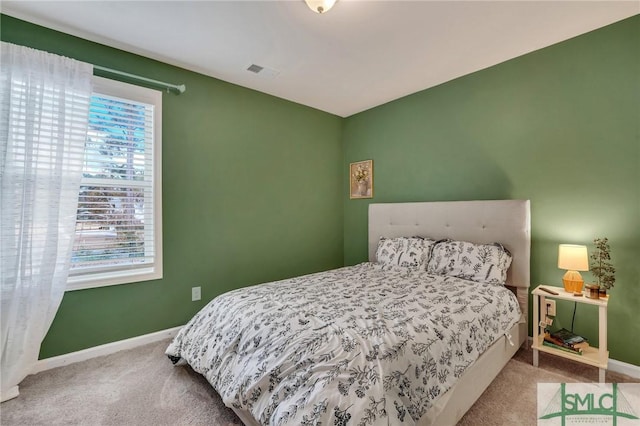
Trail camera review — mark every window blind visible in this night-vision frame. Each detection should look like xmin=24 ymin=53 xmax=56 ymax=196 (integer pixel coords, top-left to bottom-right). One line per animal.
xmin=70 ymin=92 xmax=156 ymax=275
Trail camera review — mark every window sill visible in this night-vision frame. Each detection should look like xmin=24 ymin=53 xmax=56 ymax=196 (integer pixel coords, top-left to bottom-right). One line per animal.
xmin=66 ymin=266 xmax=162 ymax=291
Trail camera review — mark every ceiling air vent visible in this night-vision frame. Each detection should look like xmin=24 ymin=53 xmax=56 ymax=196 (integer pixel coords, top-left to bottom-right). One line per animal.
xmin=247 ymin=64 xmax=264 ymax=74
xmin=246 ymin=64 xmax=280 ymax=79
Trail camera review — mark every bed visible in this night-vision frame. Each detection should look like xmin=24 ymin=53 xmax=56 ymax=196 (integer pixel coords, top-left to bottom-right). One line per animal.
xmin=166 ymin=199 xmax=531 ymax=425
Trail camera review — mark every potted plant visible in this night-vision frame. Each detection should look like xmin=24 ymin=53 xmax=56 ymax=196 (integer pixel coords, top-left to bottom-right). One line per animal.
xmin=589 ymin=237 xmax=615 ymax=297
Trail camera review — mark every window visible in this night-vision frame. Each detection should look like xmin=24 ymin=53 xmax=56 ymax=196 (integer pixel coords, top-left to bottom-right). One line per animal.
xmin=67 ymin=76 xmax=162 ymax=291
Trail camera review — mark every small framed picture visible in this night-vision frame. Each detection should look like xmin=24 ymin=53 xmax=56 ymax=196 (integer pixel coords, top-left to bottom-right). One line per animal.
xmin=350 ymin=160 xmax=373 ymax=199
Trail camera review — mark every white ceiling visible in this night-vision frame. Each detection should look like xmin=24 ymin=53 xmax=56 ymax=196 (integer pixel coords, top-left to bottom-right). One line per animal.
xmin=3 ymin=1 xmax=638 ymax=117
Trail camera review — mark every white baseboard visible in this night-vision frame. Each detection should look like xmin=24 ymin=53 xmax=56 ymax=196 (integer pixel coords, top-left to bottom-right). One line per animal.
xmin=608 ymin=358 xmax=640 ymax=379
xmin=527 ymin=336 xmax=640 ymax=379
xmin=32 ymin=325 xmax=183 ymax=375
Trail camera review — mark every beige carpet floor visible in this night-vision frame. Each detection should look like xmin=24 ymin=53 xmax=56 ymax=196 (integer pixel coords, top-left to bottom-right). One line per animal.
xmin=1 ymin=338 xmax=637 ymax=426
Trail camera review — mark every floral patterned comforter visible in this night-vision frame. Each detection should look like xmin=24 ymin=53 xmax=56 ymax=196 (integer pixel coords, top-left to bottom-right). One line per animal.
xmin=166 ymin=263 xmax=521 ymax=425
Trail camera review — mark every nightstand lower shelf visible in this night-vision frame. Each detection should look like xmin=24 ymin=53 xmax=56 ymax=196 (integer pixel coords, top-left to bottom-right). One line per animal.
xmin=532 ymin=335 xmax=608 ymax=369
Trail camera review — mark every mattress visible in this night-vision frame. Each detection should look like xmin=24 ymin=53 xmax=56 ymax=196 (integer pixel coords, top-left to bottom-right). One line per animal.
xmin=166 ymin=262 xmax=521 ymax=425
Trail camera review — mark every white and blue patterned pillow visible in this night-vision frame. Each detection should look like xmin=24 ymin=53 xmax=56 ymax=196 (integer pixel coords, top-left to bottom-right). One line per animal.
xmin=426 ymin=239 xmax=512 ymax=284
xmin=375 ymin=237 xmax=435 ymax=269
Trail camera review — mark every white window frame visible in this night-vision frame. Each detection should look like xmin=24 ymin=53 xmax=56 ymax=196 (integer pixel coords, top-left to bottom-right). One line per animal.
xmin=66 ymin=76 xmax=163 ymax=291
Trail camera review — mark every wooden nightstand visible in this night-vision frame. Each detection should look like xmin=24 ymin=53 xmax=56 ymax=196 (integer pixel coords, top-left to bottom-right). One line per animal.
xmin=531 ymin=285 xmax=609 ymax=383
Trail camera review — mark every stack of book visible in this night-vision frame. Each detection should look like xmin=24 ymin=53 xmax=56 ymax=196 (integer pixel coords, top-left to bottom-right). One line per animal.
xmin=543 ymin=328 xmax=589 ymax=355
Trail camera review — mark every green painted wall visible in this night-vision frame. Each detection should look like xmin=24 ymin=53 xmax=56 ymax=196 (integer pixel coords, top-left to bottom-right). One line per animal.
xmin=2 ymin=14 xmax=639 ymax=367
xmin=343 ymin=16 xmax=639 ymax=366
xmin=1 ymin=15 xmax=344 ymax=358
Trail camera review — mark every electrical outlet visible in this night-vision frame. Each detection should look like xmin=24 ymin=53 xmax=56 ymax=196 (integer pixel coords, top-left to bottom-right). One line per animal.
xmin=546 ymin=300 xmax=556 ymax=316
xmin=191 ymin=286 xmax=201 ymax=301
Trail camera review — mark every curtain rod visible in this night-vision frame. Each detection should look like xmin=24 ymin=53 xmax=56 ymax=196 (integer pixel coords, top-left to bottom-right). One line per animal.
xmin=94 ymin=65 xmax=186 ymax=94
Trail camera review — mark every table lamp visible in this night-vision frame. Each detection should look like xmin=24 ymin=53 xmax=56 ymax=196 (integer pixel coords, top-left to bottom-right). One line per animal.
xmin=558 ymin=244 xmax=589 ymax=294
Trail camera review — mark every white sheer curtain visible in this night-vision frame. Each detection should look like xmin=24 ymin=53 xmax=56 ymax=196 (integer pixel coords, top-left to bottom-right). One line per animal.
xmin=0 ymin=42 xmax=92 ymax=402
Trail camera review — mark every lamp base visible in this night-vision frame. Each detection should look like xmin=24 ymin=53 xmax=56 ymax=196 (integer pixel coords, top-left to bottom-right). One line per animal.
xmin=562 ymin=270 xmax=584 ymax=294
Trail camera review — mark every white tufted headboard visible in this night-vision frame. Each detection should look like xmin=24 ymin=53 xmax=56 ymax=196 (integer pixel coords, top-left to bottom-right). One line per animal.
xmin=368 ymin=200 xmax=531 ymax=289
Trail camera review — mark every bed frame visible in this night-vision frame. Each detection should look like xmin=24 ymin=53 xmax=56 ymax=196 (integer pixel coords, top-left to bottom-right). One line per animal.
xmin=231 ymin=199 xmax=531 ymax=426
xmin=369 ymin=199 xmax=531 ymax=425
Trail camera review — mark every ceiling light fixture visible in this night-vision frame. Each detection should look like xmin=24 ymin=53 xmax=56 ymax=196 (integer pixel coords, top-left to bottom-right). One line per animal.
xmin=304 ymin=0 xmax=337 ymax=14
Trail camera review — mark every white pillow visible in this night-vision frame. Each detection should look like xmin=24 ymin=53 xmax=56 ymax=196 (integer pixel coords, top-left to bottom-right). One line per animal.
xmin=376 ymin=237 xmax=435 ymax=269
xmin=426 ymin=239 xmax=512 ymax=284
